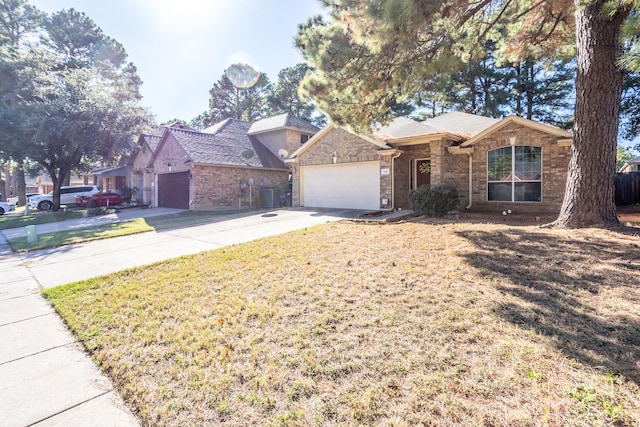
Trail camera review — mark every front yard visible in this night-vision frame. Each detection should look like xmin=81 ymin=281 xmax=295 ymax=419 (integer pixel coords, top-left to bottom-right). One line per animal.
xmin=43 ymin=219 xmax=640 ymax=426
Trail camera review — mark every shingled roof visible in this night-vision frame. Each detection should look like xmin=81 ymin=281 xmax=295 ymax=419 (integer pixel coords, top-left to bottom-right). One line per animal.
xmin=248 ymin=112 xmax=319 ymax=135
xmin=141 ymin=122 xmax=195 ymax=152
xmin=422 ymin=112 xmax=499 ymax=138
xmin=373 ymin=117 xmax=441 ymax=140
xmin=139 ymin=133 xmax=162 ymax=152
xmin=164 ymin=119 xmax=287 ymax=170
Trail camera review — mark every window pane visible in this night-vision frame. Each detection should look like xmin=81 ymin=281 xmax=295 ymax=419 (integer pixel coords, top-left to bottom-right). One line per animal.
xmin=488 ymin=147 xmax=512 ymax=181
xmin=515 ymin=146 xmax=541 ymax=181
xmin=514 ymin=182 xmax=541 ymax=202
xmin=488 ymin=182 xmax=512 ymax=201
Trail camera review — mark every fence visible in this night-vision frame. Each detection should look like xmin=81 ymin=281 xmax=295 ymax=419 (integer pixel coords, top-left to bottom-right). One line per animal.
xmin=615 ymin=172 xmax=640 ymax=205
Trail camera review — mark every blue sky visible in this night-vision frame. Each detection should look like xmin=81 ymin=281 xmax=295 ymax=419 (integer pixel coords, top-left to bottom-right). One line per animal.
xmin=29 ymin=0 xmax=323 ymax=124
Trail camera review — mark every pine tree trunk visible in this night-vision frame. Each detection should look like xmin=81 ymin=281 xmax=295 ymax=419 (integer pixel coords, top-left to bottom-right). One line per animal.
xmin=552 ymin=1 xmax=629 ymax=228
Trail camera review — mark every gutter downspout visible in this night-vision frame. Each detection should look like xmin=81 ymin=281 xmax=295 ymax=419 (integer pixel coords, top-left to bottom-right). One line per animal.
xmin=380 ymin=151 xmax=403 ymax=212
xmin=466 ymin=153 xmax=473 ymax=210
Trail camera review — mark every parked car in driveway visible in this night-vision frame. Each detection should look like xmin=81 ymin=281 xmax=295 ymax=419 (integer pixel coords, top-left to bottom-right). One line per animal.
xmin=28 ymin=185 xmax=100 ymax=210
xmin=0 ymin=200 xmax=16 ymax=215
xmin=76 ymin=192 xmax=125 ymax=208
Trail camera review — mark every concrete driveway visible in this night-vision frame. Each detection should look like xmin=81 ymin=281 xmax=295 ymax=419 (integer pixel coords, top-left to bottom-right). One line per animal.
xmin=20 ymin=208 xmax=359 ymax=289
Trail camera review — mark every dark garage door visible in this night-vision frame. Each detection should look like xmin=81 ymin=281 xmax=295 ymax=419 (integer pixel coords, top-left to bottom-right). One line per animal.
xmin=157 ymin=172 xmax=189 ymax=209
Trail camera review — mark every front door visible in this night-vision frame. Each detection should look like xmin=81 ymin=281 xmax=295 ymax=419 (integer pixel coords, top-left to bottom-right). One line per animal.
xmin=415 ymin=159 xmax=431 ymax=188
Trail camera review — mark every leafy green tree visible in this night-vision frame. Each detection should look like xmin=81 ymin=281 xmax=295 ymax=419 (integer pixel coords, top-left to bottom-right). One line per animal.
xmin=0 ymin=0 xmax=47 ymax=205
xmin=0 ymin=0 xmax=46 ymax=205
xmin=297 ymin=0 xmax=638 ymax=228
xmin=442 ymin=42 xmax=512 ymax=118
xmin=269 ymin=63 xmax=326 ymax=126
xmin=200 ymin=66 xmax=273 ymax=127
xmin=0 ymin=0 xmax=43 ymax=47
xmin=0 ymin=5 xmax=149 ymax=210
xmin=44 ymin=8 xmax=127 ymax=70
xmin=621 ymin=72 xmax=640 ymax=141
xmin=188 ymin=113 xmax=208 ymax=131
xmin=160 ymin=118 xmax=190 ymax=127
xmin=508 ymin=57 xmax=575 ymax=128
xmin=617 ymin=146 xmax=637 ymax=170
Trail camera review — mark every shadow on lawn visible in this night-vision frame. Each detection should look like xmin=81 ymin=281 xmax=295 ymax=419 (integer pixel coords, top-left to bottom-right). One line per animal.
xmin=456 ymin=226 xmax=640 ymax=385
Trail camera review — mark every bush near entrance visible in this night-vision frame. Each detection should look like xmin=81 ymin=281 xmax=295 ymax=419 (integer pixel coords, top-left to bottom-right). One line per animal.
xmin=409 ymin=184 xmax=460 ymax=217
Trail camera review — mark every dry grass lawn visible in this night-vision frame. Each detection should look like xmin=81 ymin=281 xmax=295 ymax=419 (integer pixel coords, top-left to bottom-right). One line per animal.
xmin=43 ymin=218 xmax=640 ymax=426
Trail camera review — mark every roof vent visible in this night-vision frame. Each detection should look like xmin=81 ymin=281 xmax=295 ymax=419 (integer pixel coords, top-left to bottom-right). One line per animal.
xmin=241 ymin=149 xmax=255 ymax=159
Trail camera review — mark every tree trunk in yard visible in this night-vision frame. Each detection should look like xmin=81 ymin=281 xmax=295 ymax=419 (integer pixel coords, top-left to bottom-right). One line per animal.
xmin=17 ymin=166 xmax=26 ymax=206
xmin=552 ymin=1 xmax=629 ymax=228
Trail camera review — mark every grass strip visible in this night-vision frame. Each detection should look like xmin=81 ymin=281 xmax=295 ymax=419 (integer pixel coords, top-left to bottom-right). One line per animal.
xmin=8 ymin=210 xmax=260 ymax=252
xmin=8 ymin=219 xmax=154 ymax=251
xmin=0 ymin=208 xmax=86 ymax=230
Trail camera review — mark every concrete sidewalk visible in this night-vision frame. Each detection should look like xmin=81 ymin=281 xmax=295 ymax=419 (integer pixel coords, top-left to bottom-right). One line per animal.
xmin=0 ymin=208 xmax=359 ymax=426
xmin=0 ymin=253 xmax=139 ymax=426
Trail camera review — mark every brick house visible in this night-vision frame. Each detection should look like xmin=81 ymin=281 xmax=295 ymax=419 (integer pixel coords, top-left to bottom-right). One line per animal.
xmin=145 ymin=114 xmax=318 ymax=209
xmin=286 ymin=112 xmax=572 ymax=214
xmin=129 ymin=123 xmax=190 ymax=205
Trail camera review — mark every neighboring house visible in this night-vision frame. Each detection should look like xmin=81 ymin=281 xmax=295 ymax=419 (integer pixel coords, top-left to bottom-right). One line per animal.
xmin=36 ymin=173 xmax=89 ymax=194
xmin=286 ymin=112 xmax=572 ymax=214
xmin=146 ymin=114 xmax=318 ymax=209
xmin=619 ymin=156 xmax=640 ymax=173
xmin=91 ymin=166 xmax=129 ymax=192
xmin=129 ymin=123 xmax=189 ymax=204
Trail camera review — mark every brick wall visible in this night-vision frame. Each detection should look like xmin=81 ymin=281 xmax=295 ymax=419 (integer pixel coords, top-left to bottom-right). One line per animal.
xmin=298 ymin=127 xmax=381 ymax=166
xmin=393 ymin=144 xmax=432 ymax=209
xmin=468 ymin=122 xmax=570 ymax=214
xmin=441 ymin=147 xmax=471 ymax=209
xmin=191 ymin=165 xmax=288 ymax=210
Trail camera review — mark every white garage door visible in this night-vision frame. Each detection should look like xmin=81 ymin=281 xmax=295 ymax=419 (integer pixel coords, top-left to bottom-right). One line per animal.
xmin=301 ymin=161 xmax=380 ymax=209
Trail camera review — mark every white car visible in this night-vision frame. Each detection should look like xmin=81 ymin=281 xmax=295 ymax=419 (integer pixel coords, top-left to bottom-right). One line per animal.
xmin=7 ymin=193 xmax=40 ymax=206
xmin=28 ymin=185 xmax=100 ymax=210
xmin=0 ymin=200 xmax=15 ymax=215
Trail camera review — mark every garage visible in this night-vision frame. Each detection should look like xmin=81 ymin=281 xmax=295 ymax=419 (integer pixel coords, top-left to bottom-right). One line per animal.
xmin=301 ymin=161 xmax=380 ymax=209
xmin=157 ymin=171 xmax=189 ymax=209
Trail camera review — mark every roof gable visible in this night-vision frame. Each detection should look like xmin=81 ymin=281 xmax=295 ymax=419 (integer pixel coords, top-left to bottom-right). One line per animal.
xmin=141 ymin=133 xmax=162 ymax=152
xmin=460 ymin=115 xmax=572 ymax=147
xmin=287 ymin=123 xmax=392 ymax=161
xmin=248 ymin=113 xmax=319 ymax=135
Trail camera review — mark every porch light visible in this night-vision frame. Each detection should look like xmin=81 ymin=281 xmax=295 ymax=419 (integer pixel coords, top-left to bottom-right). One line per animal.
xmin=331 ymin=151 xmax=337 ymax=164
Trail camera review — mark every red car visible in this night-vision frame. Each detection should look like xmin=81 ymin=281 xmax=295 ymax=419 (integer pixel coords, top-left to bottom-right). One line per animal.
xmin=76 ymin=192 xmax=126 ymax=208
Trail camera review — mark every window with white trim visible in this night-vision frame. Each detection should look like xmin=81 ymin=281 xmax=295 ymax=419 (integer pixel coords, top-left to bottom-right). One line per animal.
xmin=487 ymin=146 xmax=542 ymax=202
